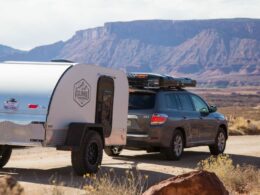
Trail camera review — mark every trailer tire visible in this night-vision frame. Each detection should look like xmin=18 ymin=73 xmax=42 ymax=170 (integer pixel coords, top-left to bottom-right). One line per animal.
xmin=71 ymin=130 xmax=103 ymax=176
xmin=0 ymin=146 xmax=12 ymax=168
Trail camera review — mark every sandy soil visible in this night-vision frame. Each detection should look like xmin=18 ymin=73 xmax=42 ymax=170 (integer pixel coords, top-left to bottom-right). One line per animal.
xmin=1 ymin=135 xmax=259 ymax=194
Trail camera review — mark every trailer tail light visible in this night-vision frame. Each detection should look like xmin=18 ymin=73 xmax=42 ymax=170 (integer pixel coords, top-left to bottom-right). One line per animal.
xmin=28 ymin=104 xmax=39 ymax=109
xmin=151 ymin=113 xmax=168 ymax=125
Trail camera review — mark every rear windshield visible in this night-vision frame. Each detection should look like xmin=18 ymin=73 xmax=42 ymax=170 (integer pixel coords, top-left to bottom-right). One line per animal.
xmin=129 ymin=92 xmax=155 ymax=110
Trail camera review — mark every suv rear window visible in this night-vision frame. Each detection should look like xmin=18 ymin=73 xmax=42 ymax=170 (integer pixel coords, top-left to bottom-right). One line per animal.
xmin=129 ymin=92 xmax=155 ymax=110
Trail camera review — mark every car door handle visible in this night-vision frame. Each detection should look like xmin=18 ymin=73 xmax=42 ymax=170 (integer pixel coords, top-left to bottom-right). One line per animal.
xmin=183 ymin=116 xmax=187 ymax=119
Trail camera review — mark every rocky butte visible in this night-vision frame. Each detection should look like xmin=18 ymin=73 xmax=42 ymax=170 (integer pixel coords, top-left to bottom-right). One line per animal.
xmin=1 ymin=18 xmax=259 ymax=87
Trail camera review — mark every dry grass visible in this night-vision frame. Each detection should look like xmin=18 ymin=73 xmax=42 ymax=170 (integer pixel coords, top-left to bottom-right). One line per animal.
xmin=82 ymin=168 xmax=147 ymax=195
xmin=197 ymin=154 xmax=260 ymax=194
xmin=48 ymin=168 xmax=147 ymax=195
xmin=219 ymin=106 xmax=260 ymax=121
xmin=218 ymin=106 xmax=260 ymax=135
xmin=227 ymin=116 xmax=260 ymax=135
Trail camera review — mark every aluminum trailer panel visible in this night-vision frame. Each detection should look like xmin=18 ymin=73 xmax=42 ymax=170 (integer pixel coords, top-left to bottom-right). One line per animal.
xmin=0 ymin=62 xmax=71 ymax=146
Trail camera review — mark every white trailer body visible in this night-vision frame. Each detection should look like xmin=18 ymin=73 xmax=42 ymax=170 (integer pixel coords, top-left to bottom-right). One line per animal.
xmin=0 ymin=61 xmax=128 ymax=174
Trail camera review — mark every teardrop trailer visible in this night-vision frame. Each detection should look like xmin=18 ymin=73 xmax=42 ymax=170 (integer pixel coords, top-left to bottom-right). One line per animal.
xmin=0 ymin=61 xmax=129 ymax=175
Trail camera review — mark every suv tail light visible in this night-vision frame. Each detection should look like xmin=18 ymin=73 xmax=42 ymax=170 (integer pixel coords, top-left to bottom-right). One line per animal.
xmin=151 ymin=113 xmax=168 ymax=125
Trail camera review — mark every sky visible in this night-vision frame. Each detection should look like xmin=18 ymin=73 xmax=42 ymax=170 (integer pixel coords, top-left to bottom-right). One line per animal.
xmin=0 ymin=0 xmax=259 ymax=50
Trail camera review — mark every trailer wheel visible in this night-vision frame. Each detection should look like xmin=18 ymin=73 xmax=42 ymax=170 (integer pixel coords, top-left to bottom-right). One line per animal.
xmin=71 ymin=130 xmax=103 ymax=176
xmin=0 ymin=146 xmax=12 ymax=168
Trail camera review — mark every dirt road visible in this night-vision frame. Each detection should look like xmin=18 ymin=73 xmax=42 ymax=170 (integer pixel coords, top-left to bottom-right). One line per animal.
xmin=1 ymin=135 xmax=260 ymax=194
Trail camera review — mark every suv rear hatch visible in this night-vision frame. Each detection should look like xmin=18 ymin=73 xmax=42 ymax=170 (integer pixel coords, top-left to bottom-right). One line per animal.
xmin=128 ymin=90 xmax=156 ymax=136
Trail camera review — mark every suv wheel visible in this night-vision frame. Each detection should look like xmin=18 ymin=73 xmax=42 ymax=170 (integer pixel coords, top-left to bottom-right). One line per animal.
xmin=209 ymin=127 xmax=227 ymax=155
xmin=104 ymin=146 xmax=123 ymax=156
xmin=161 ymin=129 xmax=184 ymax=160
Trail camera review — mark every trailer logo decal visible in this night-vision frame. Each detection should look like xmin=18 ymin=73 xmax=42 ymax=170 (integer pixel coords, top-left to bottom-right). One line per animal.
xmin=3 ymin=98 xmax=19 ymax=111
xmin=73 ymin=79 xmax=91 ymax=107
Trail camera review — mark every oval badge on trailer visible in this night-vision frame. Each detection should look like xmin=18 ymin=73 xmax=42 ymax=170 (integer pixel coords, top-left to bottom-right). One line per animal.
xmin=4 ymin=98 xmax=19 ymax=111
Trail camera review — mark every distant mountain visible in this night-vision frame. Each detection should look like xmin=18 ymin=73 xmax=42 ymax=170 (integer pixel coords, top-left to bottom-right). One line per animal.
xmin=0 ymin=45 xmax=25 ymax=59
xmin=1 ymin=18 xmax=260 ymax=87
xmin=0 ymin=41 xmax=64 ymax=62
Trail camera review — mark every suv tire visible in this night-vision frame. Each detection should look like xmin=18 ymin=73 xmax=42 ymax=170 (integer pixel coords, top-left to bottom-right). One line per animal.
xmin=104 ymin=146 xmax=123 ymax=156
xmin=0 ymin=145 xmax=12 ymax=168
xmin=209 ymin=127 xmax=227 ymax=155
xmin=161 ymin=129 xmax=184 ymax=160
xmin=71 ymin=130 xmax=103 ymax=175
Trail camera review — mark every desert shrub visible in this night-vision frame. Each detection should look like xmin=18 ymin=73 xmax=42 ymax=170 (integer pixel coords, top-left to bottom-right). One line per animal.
xmin=197 ymin=154 xmax=260 ymax=194
xmin=228 ymin=116 xmax=260 ymax=135
xmin=83 ymin=168 xmax=147 ymax=195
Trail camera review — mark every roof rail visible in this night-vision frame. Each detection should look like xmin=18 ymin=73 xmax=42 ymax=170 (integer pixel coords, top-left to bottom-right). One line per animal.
xmin=127 ymin=72 xmax=196 ymax=89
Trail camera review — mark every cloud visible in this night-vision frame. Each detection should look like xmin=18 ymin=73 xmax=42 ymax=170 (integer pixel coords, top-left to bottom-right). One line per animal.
xmin=0 ymin=0 xmax=259 ymax=50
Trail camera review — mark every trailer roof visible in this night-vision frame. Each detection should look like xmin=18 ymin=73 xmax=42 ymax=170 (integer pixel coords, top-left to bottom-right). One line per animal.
xmin=4 ymin=61 xmax=76 ymax=66
xmin=0 ymin=62 xmax=71 ymax=95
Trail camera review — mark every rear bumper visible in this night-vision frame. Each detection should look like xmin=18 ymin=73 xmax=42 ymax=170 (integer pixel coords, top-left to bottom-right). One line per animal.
xmin=126 ymin=126 xmax=171 ymax=149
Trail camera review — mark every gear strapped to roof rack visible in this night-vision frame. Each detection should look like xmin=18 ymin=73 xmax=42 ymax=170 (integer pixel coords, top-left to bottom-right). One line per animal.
xmin=127 ymin=72 xmax=196 ymax=89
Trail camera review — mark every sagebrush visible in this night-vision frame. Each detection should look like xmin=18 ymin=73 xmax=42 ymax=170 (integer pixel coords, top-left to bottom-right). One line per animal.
xmin=197 ymin=154 xmax=260 ymax=194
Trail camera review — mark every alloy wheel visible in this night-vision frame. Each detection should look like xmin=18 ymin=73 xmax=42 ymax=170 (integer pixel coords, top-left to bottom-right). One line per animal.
xmin=174 ymin=135 xmax=183 ymax=157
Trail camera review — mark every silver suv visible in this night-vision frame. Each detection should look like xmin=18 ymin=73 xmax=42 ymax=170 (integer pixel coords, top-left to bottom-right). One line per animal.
xmin=104 ymin=73 xmax=228 ymax=160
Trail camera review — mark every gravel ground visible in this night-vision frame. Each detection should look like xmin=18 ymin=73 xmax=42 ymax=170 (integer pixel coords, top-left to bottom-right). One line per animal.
xmin=0 ymin=135 xmax=259 ymax=194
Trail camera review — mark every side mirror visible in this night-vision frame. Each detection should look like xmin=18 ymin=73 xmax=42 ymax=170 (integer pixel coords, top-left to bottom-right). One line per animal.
xmin=200 ymin=108 xmax=209 ymax=115
xmin=209 ymin=105 xmax=217 ymax=113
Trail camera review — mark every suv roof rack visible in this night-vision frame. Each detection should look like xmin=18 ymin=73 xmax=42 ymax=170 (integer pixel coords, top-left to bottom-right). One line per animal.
xmin=127 ymin=72 xmax=196 ymax=89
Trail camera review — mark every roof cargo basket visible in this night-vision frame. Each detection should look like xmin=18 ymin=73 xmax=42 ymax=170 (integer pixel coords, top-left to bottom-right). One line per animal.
xmin=127 ymin=72 xmax=196 ymax=89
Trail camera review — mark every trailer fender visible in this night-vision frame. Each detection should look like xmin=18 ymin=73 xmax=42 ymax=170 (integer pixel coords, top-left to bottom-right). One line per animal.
xmin=57 ymin=123 xmax=104 ymax=151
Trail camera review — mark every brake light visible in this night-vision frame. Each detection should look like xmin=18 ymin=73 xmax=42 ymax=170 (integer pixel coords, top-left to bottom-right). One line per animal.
xmin=151 ymin=113 xmax=168 ymax=125
xmin=28 ymin=104 xmax=38 ymax=109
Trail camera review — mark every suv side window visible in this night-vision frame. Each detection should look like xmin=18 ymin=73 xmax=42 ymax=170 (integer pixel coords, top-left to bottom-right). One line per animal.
xmin=190 ymin=94 xmax=209 ymax=112
xmin=177 ymin=94 xmax=194 ymax=111
xmin=165 ymin=93 xmax=179 ymax=110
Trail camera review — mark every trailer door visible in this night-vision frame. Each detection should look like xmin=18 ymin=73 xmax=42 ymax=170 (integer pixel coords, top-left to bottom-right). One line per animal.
xmin=96 ymin=76 xmax=114 ymax=137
